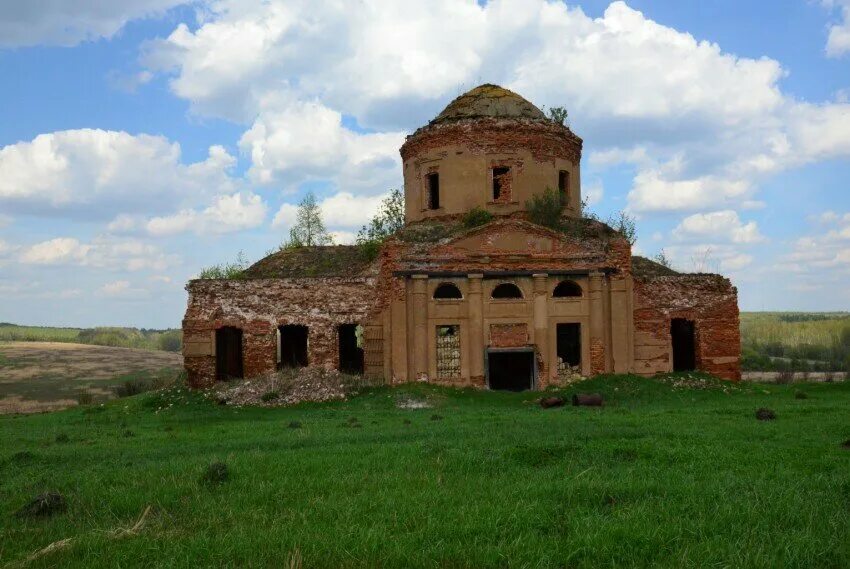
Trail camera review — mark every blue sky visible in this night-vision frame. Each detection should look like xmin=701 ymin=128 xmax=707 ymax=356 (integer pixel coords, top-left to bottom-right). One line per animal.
xmin=1 ymin=0 xmax=849 ymax=328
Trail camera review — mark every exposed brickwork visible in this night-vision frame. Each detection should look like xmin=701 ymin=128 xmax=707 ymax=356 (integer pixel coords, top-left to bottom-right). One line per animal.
xmin=489 ymin=323 xmax=529 ymax=347
xmin=183 ymin=277 xmax=379 ymax=387
xmin=590 ymin=338 xmax=606 ymax=375
xmin=401 ymin=117 xmax=582 ymax=164
xmin=633 ymin=275 xmax=741 ymax=381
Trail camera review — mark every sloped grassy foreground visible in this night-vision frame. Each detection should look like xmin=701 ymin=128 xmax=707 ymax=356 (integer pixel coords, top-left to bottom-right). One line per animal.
xmin=1 ymin=375 xmax=849 ymax=568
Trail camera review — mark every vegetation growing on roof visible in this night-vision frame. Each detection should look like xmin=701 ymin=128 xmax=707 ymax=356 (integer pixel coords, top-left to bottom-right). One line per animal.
xmin=462 ymin=207 xmax=494 ymax=229
xmin=242 ymin=246 xmax=373 ymax=278
xmin=197 ymin=251 xmax=250 ymax=280
xmin=356 ymin=189 xmax=405 ymax=260
xmin=545 ymin=105 xmax=569 ymax=126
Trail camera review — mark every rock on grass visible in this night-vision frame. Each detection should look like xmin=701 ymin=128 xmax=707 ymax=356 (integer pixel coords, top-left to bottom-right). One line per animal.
xmin=16 ymin=492 xmax=66 ymax=518
xmin=200 ymin=462 xmax=229 ymax=486
xmin=756 ymin=408 xmax=776 ymax=421
xmin=539 ymin=396 xmax=565 ymax=409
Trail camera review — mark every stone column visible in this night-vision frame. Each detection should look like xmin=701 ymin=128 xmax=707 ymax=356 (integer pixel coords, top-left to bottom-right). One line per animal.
xmin=411 ymin=275 xmax=429 ymax=381
xmin=467 ymin=274 xmax=484 ymax=385
xmin=532 ymin=273 xmax=549 ymax=387
xmin=588 ymin=271 xmax=606 ymax=375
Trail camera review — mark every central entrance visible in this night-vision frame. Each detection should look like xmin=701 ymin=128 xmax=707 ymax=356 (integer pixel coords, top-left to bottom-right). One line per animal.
xmin=486 ymin=348 xmax=536 ymax=391
xmin=671 ymin=318 xmax=696 ymax=371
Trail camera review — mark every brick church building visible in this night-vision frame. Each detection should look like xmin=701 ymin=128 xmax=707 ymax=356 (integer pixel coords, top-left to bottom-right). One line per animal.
xmin=182 ymin=84 xmax=740 ymax=389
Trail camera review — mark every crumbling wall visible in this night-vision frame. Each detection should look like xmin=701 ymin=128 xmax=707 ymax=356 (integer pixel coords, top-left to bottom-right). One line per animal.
xmin=183 ymin=277 xmax=379 ymax=388
xmin=633 ymin=275 xmax=740 ymax=380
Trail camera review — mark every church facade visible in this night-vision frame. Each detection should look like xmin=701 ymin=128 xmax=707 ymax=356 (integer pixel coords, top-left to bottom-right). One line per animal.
xmin=182 ymin=85 xmax=740 ymax=390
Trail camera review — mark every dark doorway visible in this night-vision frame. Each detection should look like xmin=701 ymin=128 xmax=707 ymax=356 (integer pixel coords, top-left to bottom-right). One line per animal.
xmin=338 ymin=324 xmax=364 ymax=374
xmin=671 ymin=318 xmax=696 ymax=371
xmin=216 ymin=327 xmax=243 ymax=380
xmin=556 ymin=323 xmax=581 ymax=367
xmin=487 ymin=350 xmax=535 ymax=391
xmin=279 ymin=325 xmax=308 ymax=369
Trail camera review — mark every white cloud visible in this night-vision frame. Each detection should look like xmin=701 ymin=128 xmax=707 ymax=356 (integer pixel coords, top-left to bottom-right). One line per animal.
xmin=19 ymin=238 xmax=90 ymax=265
xmin=99 ymin=280 xmax=150 ymax=299
xmin=239 ymin=101 xmax=403 ymax=190
xmin=100 ymin=280 xmax=131 ymax=296
xmin=143 ymin=0 xmax=850 ymax=220
xmin=780 ymin=211 xmax=850 ymax=274
xmin=665 ymin=243 xmax=754 ymax=273
xmin=19 ymin=237 xmax=178 ymax=272
xmin=145 ymin=192 xmax=267 ymax=236
xmin=0 ymin=131 xmax=239 ymax=220
xmin=825 ymin=0 xmax=850 ymax=57
xmin=0 ymin=0 xmax=188 ymax=47
xmin=673 ymin=210 xmax=765 ymax=244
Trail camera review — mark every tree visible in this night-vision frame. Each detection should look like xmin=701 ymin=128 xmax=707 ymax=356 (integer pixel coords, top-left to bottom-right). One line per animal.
xmin=547 ymin=106 xmax=569 ymax=126
xmin=607 ymin=211 xmax=637 ymax=246
xmin=356 ymin=189 xmax=405 ymax=259
xmin=652 ymin=249 xmax=672 ymax=268
xmin=284 ymin=192 xmax=333 ymax=248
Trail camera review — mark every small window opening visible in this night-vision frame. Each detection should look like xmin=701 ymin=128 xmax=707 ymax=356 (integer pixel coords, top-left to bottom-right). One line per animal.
xmin=492 ymin=166 xmax=510 ymax=200
xmin=491 ymin=282 xmax=523 ymax=299
xmin=671 ymin=318 xmax=696 ymax=372
xmin=558 ymin=170 xmax=569 ymax=199
xmin=338 ymin=324 xmax=364 ymax=374
xmin=436 ymin=325 xmax=461 ymax=378
xmin=278 ymin=325 xmax=308 ymax=369
xmin=215 ymin=326 xmax=243 ymax=381
xmin=433 ymin=283 xmax=462 ymax=299
xmin=556 ymin=323 xmax=581 ymax=374
xmin=553 ymin=280 xmax=582 ymax=298
xmin=427 ymin=172 xmax=440 ymax=210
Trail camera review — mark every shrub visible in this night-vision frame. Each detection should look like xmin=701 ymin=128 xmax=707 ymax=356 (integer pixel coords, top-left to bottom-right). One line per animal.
xmin=462 ymin=207 xmax=493 ymax=228
xmin=15 ymin=492 xmax=66 ymax=519
xmin=55 ymin=433 xmax=70 ymax=444
xmin=525 ymin=187 xmax=564 ymax=229
xmin=357 ymin=189 xmax=405 ymax=260
xmin=775 ymin=369 xmax=794 ymax=384
xmin=755 ymin=408 xmax=776 ymax=421
xmin=261 ymin=391 xmax=279 ymax=403
xmin=794 ymin=391 xmax=808 ymax=400
xmin=114 ymin=379 xmax=150 ymax=398
xmin=77 ymin=391 xmax=94 ymax=406
xmin=200 ymin=462 xmax=229 ymax=486
xmin=158 ymin=330 xmax=182 ymax=352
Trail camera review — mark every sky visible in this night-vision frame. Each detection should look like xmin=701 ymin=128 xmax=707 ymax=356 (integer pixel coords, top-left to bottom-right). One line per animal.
xmin=1 ymin=0 xmax=849 ymax=329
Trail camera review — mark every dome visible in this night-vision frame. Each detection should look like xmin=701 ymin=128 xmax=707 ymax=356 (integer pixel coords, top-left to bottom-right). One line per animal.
xmin=431 ymin=84 xmax=546 ymax=124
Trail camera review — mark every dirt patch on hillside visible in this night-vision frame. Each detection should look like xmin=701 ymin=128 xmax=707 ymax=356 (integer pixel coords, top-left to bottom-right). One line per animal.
xmin=0 ymin=342 xmax=182 ymax=414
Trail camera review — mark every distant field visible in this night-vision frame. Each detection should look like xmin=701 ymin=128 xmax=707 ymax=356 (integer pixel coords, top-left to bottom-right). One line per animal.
xmin=0 ymin=342 xmax=183 ymax=414
xmin=1 ymin=376 xmax=848 ymax=567
xmin=740 ymin=312 xmax=850 ymax=372
xmin=0 ymin=323 xmax=181 ymax=352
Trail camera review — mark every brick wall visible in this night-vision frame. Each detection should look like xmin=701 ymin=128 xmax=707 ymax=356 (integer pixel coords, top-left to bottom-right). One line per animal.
xmin=183 ymin=277 xmax=379 ymax=387
xmin=633 ymin=275 xmax=741 ymax=381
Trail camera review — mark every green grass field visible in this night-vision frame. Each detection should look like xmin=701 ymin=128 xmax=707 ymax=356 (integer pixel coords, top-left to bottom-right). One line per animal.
xmin=1 ymin=374 xmax=849 ymax=568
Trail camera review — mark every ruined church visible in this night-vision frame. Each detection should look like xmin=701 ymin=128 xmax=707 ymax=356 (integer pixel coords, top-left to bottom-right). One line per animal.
xmin=182 ymin=84 xmax=741 ymax=389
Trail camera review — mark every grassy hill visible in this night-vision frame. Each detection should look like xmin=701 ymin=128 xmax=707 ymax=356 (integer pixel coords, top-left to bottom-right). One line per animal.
xmin=0 ymin=323 xmax=181 ymax=352
xmin=1 ymin=375 xmax=848 ymax=567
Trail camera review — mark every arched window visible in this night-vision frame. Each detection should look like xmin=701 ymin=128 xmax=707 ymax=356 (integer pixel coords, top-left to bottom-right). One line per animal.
xmin=491 ymin=283 xmax=523 ymax=299
xmin=553 ymin=280 xmax=582 ymax=298
xmin=433 ymin=283 xmax=462 ymax=299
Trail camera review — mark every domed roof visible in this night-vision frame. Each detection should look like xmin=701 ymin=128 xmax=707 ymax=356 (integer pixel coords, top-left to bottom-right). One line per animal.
xmin=432 ymin=84 xmax=546 ymax=124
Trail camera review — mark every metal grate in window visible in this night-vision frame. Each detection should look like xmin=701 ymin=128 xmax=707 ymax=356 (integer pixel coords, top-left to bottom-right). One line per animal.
xmin=436 ymin=325 xmax=461 ymax=378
